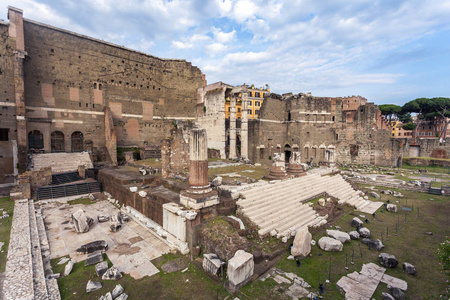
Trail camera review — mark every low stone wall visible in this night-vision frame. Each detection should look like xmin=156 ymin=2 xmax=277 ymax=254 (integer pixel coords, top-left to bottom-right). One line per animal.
xmin=403 ymin=157 xmax=450 ymax=167
xmin=98 ymin=168 xmax=180 ymax=226
xmin=347 ymin=177 xmax=429 ymax=193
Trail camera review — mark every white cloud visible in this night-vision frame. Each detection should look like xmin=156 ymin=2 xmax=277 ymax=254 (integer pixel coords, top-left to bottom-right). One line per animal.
xmin=212 ymin=27 xmax=236 ymax=43
xmin=172 ymin=34 xmax=211 ymax=49
xmin=232 ymin=0 xmax=257 ymax=23
xmin=205 ymin=43 xmax=228 ymax=55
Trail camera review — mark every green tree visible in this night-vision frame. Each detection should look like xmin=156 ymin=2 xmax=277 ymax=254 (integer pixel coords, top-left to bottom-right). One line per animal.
xmin=402 ymin=123 xmax=416 ymax=130
xmin=378 ymin=104 xmax=402 ymax=123
xmin=401 ymin=97 xmax=450 ymax=140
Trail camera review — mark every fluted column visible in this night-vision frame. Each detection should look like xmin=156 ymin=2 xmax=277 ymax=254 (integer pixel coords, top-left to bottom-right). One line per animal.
xmin=241 ymin=94 xmax=248 ymax=159
xmin=229 ymin=96 xmax=237 ymax=159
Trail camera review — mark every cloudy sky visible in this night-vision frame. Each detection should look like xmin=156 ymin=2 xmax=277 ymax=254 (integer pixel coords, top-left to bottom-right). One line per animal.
xmin=2 ymin=0 xmax=450 ymax=105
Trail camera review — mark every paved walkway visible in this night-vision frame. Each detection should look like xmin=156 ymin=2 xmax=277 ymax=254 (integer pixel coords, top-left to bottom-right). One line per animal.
xmin=2 ymin=199 xmax=35 ymax=300
xmin=41 ymin=200 xmax=170 ymax=279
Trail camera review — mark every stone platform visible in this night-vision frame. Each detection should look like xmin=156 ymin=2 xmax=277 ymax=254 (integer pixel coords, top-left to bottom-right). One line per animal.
xmin=41 ymin=200 xmax=171 ymax=279
xmin=31 ymin=152 xmax=93 ymax=173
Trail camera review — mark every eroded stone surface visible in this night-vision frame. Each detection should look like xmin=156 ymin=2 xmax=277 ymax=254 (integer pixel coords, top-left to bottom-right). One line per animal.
xmin=326 ymin=229 xmax=351 ymax=243
xmin=318 ymin=236 xmax=343 ymax=252
xmin=291 ymin=226 xmax=312 ymax=257
xmin=227 ymin=250 xmax=254 ymax=291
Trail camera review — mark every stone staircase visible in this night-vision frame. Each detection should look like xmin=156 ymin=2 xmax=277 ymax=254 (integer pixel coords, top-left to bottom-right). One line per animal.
xmin=30 ymin=152 xmax=93 ymax=173
xmin=2 ymin=199 xmax=61 ymax=300
xmin=237 ymin=174 xmax=383 ymax=238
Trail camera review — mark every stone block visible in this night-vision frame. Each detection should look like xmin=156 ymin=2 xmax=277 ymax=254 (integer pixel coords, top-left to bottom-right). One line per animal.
xmin=318 ymin=237 xmax=343 ymax=252
xmin=326 ymin=229 xmax=351 ymax=243
xmin=76 ymin=240 xmax=108 ymax=254
xmin=291 ymin=226 xmax=312 ymax=258
xmin=85 ymin=250 xmax=104 ymax=266
xmin=203 ymin=253 xmax=224 ymax=276
xmin=86 ymin=280 xmax=102 ymax=293
xmin=227 ymin=250 xmax=254 ymax=291
xmin=72 ymin=209 xmax=93 ymax=233
xmin=96 ymin=261 xmax=109 ymax=276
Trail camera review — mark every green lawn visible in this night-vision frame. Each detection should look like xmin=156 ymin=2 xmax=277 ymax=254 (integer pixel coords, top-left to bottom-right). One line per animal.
xmin=208 ymin=164 xmax=270 ymax=181
xmin=136 ymin=158 xmax=162 ymax=169
xmin=0 ymin=197 xmax=14 ymax=272
xmin=68 ymin=198 xmax=93 ymax=205
xmin=52 ymin=253 xmax=231 ymax=300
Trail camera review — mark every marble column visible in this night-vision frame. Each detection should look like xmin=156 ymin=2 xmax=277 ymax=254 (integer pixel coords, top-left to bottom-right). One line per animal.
xmin=240 ymin=93 xmax=248 ymax=159
xmin=187 ymin=125 xmax=211 ymax=194
xmin=229 ymin=96 xmax=236 ymax=159
xmin=180 ymin=124 xmax=219 ymax=210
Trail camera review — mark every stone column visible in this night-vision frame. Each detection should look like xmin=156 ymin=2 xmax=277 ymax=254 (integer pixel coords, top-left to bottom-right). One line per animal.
xmin=241 ymin=93 xmax=248 ymax=160
xmin=187 ymin=126 xmax=210 ymax=193
xmin=180 ymin=125 xmax=218 ymax=210
xmin=287 ymin=151 xmax=306 ymax=177
xmin=9 ymin=7 xmax=27 ymax=173
xmin=229 ymin=96 xmax=237 ymax=159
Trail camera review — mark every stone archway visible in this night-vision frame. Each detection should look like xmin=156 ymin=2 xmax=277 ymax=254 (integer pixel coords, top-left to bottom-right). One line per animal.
xmin=71 ymin=131 xmax=84 ymax=152
xmin=284 ymin=144 xmax=291 ymax=163
xmin=51 ymin=131 xmax=65 ymax=152
xmin=28 ymin=130 xmax=44 ymax=150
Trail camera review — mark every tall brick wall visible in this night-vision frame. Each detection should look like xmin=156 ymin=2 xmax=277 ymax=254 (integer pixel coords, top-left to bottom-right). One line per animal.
xmin=5 ymin=16 xmax=204 ymax=161
xmin=0 ymin=23 xmax=18 ymax=182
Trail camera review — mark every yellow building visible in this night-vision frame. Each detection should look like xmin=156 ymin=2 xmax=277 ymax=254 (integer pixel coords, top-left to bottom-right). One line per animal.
xmin=389 ymin=121 xmax=413 ymax=138
xmin=225 ymin=84 xmax=270 ymax=119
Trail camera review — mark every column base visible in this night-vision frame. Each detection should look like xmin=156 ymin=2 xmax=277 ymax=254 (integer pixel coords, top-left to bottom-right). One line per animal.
xmin=180 ymin=190 xmax=219 ymax=210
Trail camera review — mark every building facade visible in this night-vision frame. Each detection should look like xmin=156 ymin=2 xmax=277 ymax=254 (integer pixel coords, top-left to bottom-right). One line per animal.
xmin=224 ymin=84 xmax=270 ymax=120
xmin=414 ymin=118 xmax=450 ymax=139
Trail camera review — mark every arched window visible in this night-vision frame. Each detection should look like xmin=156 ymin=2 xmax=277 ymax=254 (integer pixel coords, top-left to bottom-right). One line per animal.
xmin=51 ymin=131 xmax=65 ymax=152
xmin=287 ymin=111 xmax=291 ymax=121
xmin=28 ymin=130 xmax=44 ymax=150
xmin=71 ymin=131 xmax=84 ymax=152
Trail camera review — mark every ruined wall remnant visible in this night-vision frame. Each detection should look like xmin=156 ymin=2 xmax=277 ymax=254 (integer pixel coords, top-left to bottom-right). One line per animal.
xmin=161 ymin=126 xmax=190 ymax=178
xmin=197 ymin=83 xmax=248 ymax=160
xmin=248 ymin=93 xmax=400 ymax=166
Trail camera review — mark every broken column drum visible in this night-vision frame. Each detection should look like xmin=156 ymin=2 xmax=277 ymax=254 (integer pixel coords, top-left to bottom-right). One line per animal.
xmin=265 ymin=153 xmax=289 ymax=180
xmin=180 ymin=125 xmax=219 ymax=209
xmin=287 ymin=151 xmax=306 ymax=177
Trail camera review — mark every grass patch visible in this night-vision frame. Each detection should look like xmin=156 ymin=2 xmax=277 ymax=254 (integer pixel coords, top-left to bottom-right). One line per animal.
xmin=403 ymin=156 xmax=450 ymax=162
xmin=401 ymin=163 xmax=450 ymax=174
xmin=208 ymin=164 xmax=270 ymax=181
xmin=68 ymin=198 xmax=93 ymax=206
xmin=52 ymin=253 xmax=231 ymax=300
xmin=137 ymin=158 xmax=162 ymax=168
xmin=208 ymin=158 xmax=224 ymax=162
xmin=0 ymin=197 xmax=14 ymax=272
